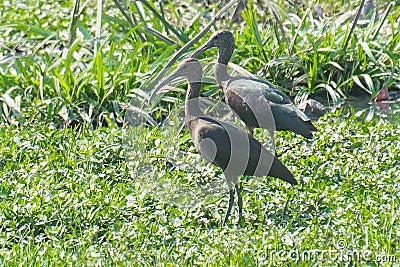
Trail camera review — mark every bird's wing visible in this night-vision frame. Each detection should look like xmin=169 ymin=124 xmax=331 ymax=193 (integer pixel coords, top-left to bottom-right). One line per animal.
xmin=195 ymin=117 xmax=249 ymax=173
xmin=193 ymin=116 xmax=296 ymax=185
xmin=224 ymin=77 xmax=293 ymax=105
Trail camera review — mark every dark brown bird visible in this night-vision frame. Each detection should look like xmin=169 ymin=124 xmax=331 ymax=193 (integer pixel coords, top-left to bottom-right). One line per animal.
xmin=150 ymin=58 xmax=297 ymax=224
xmin=190 ymin=30 xmax=317 ymax=139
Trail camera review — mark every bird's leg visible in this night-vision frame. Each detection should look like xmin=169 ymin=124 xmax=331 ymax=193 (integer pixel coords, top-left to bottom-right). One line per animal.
xmin=235 ymin=183 xmax=243 ymax=219
xmin=269 ymin=130 xmax=280 ymax=157
xmin=269 ymin=129 xmax=275 ymax=141
xmin=247 ymin=126 xmax=254 ymax=136
xmin=223 ymin=187 xmax=235 ymax=225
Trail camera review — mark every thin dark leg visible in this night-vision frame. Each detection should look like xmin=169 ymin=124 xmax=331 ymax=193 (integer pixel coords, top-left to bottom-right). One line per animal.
xmin=247 ymin=126 xmax=254 ymax=136
xmin=270 ymin=130 xmax=281 ymax=157
xmin=235 ymin=183 xmax=243 ymax=219
xmin=223 ymin=188 xmax=235 ymax=225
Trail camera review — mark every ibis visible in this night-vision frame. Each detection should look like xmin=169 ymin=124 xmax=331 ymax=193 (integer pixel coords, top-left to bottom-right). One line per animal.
xmin=150 ymin=58 xmax=297 ymax=224
xmin=190 ymin=30 xmax=317 ymax=138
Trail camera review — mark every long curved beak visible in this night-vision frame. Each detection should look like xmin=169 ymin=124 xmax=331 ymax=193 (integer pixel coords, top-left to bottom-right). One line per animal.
xmin=148 ymin=69 xmax=181 ymax=104
xmin=190 ymin=41 xmax=213 ymax=59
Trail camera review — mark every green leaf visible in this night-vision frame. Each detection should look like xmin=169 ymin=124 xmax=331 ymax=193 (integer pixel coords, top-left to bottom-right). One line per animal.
xmin=360 ymin=42 xmax=377 ymax=63
xmin=353 ymin=75 xmax=369 ymax=93
xmin=327 ymin=61 xmax=344 ymax=71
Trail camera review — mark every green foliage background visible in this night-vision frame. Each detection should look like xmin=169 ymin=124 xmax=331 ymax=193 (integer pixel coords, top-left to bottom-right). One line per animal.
xmin=0 ymin=0 xmax=399 ymax=265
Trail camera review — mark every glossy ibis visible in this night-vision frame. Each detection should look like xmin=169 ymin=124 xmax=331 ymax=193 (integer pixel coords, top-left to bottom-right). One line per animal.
xmin=150 ymin=58 xmax=297 ymax=224
xmin=190 ymin=30 xmax=317 ymax=138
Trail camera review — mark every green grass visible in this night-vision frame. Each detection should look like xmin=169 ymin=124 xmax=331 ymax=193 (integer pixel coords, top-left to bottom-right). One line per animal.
xmin=1 ymin=111 xmax=399 ymax=265
xmin=1 ymin=0 xmax=400 ymax=265
xmin=1 ymin=0 xmax=399 ymax=125
xmin=231 ymin=1 xmax=400 ymax=103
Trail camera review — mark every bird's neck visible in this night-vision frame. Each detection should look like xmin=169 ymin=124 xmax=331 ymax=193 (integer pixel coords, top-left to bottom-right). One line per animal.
xmin=185 ymin=82 xmax=203 ymax=121
xmin=215 ymin=48 xmax=233 ymax=85
xmin=215 ymin=63 xmax=230 ymax=85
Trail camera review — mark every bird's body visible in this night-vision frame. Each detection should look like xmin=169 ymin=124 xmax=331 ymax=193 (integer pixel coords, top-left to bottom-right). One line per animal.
xmin=189 ymin=115 xmax=295 ymax=180
xmin=150 ymin=58 xmax=297 ymax=224
xmin=191 ymin=30 xmax=317 ymax=138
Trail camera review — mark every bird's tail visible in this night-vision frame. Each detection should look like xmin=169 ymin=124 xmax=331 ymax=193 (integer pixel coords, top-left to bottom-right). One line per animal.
xmin=272 ymin=104 xmax=317 ymax=139
xmin=268 ymin=156 xmax=297 ymax=185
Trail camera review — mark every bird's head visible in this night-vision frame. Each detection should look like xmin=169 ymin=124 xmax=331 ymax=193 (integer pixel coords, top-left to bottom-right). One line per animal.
xmin=149 ymin=58 xmax=203 ymax=103
xmin=190 ymin=30 xmax=234 ymax=58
